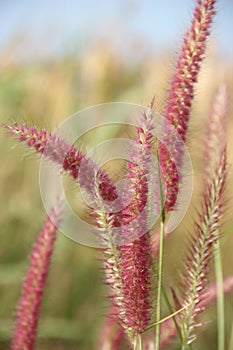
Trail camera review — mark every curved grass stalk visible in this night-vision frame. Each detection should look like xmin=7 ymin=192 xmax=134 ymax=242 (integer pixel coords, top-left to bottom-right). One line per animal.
xmin=145 ymin=303 xmax=191 ymax=332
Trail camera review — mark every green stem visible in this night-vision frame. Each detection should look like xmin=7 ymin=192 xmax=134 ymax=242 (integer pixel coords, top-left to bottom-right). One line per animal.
xmin=214 ymin=239 xmax=225 ymax=350
xmin=145 ymin=303 xmax=191 ymax=331
xmin=138 ymin=334 xmax=143 ymax=350
xmin=133 ymin=336 xmax=137 ymax=350
xmin=155 ymin=146 xmax=165 ymax=350
xmin=133 ymin=334 xmax=143 ymax=350
xmin=228 ymin=317 xmax=233 ymax=350
xmin=162 ymin=286 xmax=183 ymax=344
xmin=155 ymin=221 xmax=165 ymax=350
xmin=180 ymin=343 xmax=193 ymax=350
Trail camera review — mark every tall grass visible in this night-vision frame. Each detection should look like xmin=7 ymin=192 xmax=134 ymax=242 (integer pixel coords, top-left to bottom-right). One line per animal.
xmin=1 ymin=0 xmax=233 ymax=349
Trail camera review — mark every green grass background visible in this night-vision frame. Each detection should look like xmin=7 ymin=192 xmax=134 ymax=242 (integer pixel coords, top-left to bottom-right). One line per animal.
xmin=0 ymin=41 xmax=233 ymax=349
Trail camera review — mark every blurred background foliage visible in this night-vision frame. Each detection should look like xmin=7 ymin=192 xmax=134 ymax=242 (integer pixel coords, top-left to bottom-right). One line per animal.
xmin=0 ymin=1 xmax=233 ymax=349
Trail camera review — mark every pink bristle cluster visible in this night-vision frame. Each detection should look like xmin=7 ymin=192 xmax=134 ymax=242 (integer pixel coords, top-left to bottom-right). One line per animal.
xmin=159 ymin=0 xmax=216 ymax=211
xmin=11 ymin=204 xmax=62 ymax=350
xmin=101 ymin=106 xmax=156 ymax=341
xmin=116 ymin=236 xmax=152 ymax=336
xmin=3 ymin=122 xmax=117 ymax=202
xmin=166 ymin=0 xmax=216 ymax=140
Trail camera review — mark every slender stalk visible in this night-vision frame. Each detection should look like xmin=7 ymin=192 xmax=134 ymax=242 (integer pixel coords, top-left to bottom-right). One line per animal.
xmin=133 ymin=334 xmax=143 ymax=350
xmin=228 ymin=318 xmax=233 ymax=350
xmin=155 ymin=221 xmax=165 ymax=350
xmin=214 ymin=239 xmax=225 ymax=350
xmin=145 ymin=303 xmax=191 ymax=331
xmin=162 ymin=286 xmax=182 ymax=344
xmin=181 ymin=342 xmax=193 ymax=350
xmin=134 ymin=336 xmax=137 ymax=350
xmin=155 ymin=146 xmax=165 ymax=350
xmin=138 ymin=334 xmax=143 ymax=350
xmin=181 ymin=343 xmax=193 ymax=350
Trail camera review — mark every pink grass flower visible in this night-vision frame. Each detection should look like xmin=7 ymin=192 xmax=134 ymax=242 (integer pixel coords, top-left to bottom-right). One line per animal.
xmin=159 ymin=0 xmax=216 ymax=211
xmin=114 ymin=107 xmax=156 ymax=338
xmin=116 ymin=236 xmax=152 ymax=337
xmin=3 ymin=121 xmax=154 ymax=230
xmin=3 ymin=122 xmax=117 ymax=202
xmin=11 ymin=204 xmax=62 ymax=350
xmin=98 ymin=106 xmax=156 ymax=343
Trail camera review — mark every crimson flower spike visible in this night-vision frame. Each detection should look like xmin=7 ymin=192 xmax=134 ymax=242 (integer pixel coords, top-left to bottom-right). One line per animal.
xmin=3 ymin=122 xmax=117 ymax=202
xmin=11 ymin=204 xmax=62 ymax=350
xmin=3 ymin=121 xmax=151 ymax=230
xmin=159 ymin=0 xmax=216 ymax=211
xmin=113 ymin=106 xmax=156 ymax=340
xmin=96 ymin=105 xmax=156 ymax=346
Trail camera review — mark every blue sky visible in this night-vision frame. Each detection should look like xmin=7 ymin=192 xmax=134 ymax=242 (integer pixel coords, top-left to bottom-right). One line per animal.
xmin=0 ymin=0 xmax=232 ymax=62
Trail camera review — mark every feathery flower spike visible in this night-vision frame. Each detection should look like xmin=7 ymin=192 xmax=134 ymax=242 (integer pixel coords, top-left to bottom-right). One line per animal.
xmin=203 ymin=83 xmax=228 ymax=350
xmin=160 ymin=276 xmax=233 ymax=349
xmin=115 ymin=105 xmax=156 ymax=340
xmin=3 ymin=122 xmax=155 ymax=227
xmin=11 ymin=203 xmax=62 ymax=350
xmin=98 ymin=105 xmax=156 ymax=344
xmin=204 ymin=84 xmax=228 ymax=179
xmin=3 ymin=122 xmax=117 ymax=202
xmin=160 ymin=0 xmax=216 ymax=211
xmin=179 ymin=148 xmax=227 ymax=345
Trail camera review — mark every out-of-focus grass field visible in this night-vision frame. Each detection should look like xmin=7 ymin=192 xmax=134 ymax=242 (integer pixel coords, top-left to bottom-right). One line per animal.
xmin=0 ymin=41 xmax=233 ymax=350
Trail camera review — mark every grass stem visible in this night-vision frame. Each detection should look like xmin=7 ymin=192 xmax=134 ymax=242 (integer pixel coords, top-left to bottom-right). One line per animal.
xmin=155 ymin=221 xmax=164 ymax=350
xmin=133 ymin=334 xmax=143 ymax=350
xmin=162 ymin=286 xmax=183 ymax=344
xmin=155 ymin=146 xmax=165 ymax=350
xmin=228 ymin=317 xmax=233 ymax=350
xmin=214 ymin=239 xmax=225 ymax=350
